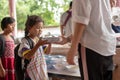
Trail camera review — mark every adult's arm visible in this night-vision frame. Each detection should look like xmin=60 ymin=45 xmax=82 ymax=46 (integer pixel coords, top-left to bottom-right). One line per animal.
xmin=66 ymin=22 xmax=86 ymax=64
xmin=0 ymin=58 xmax=6 ymax=77
xmin=60 ymin=25 xmax=64 ymax=37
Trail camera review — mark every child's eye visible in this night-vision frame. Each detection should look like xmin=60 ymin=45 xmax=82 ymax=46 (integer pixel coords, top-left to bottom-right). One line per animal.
xmin=36 ymin=26 xmax=42 ymax=29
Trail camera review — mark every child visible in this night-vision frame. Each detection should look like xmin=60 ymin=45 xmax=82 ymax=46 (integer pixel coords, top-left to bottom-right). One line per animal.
xmin=0 ymin=17 xmax=15 ymax=80
xmin=18 ymin=15 xmax=51 ymax=80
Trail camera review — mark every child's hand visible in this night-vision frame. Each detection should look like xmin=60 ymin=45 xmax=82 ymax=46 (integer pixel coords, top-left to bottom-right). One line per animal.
xmin=0 ymin=68 xmax=6 ymax=77
xmin=38 ymin=39 xmax=49 ymax=46
xmin=44 ymin=43 xmax=52 ymax=54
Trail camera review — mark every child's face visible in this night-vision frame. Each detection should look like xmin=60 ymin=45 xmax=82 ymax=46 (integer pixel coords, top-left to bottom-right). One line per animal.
xmin=29 ymin=22 xmax=43 ymax=37
xmin=4 ymin=22 xmax=15 ymax=33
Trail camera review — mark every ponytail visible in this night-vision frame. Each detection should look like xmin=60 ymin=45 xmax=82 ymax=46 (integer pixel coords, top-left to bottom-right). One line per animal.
xmin=24 ymin=27 xmax=29 ymax=37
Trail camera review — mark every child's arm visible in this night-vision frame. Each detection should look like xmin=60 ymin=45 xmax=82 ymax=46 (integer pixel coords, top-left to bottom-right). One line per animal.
xmin=23 ymin=39 xmax=48 ymax=60
xmin=44 ymin=43 xmax=52 ymax=54
xmin=0 ymin=58 xmax=6 ymax=77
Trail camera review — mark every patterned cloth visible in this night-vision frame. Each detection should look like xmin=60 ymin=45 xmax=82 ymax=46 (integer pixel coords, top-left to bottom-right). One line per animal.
xmin=0 ymin=40 xmax=15 ymax=80
xmin=18 ymin=38 xmax=49 ymax=80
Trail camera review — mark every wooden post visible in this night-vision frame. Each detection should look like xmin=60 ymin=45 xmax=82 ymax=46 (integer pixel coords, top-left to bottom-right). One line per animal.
xmin=8 ymin=0 xmax=17 ymax=38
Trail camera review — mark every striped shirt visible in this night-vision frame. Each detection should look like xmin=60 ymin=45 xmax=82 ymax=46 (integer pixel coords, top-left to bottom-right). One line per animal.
xmin=18 ymin=38 xmax=48 ymax=80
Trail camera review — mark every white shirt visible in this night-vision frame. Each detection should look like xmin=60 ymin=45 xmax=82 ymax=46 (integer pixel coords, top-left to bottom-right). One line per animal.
xmin=72 ymin=0 xmax=116 ymax=56
xmin=60 ymin=11 xmax=72 ymax=37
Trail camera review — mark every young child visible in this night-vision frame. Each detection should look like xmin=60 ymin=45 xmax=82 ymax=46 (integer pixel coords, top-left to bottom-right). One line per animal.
xmin=0 ymin=17 xmax=15 ymax=80
xmin=18 ymin=15 xmax=51 ymax=80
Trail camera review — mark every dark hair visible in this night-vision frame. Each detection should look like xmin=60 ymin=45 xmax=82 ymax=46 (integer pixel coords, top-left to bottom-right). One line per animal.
xmin=1 ymin=17 xmax=15 ymax=30
xmin=25 ymin=15 xmax=44 ymax=37
xmin=69 ymin=1 xmax=72 ymax=9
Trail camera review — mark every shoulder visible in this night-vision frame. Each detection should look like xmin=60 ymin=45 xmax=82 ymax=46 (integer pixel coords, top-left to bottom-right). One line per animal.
xmin=18 ymin=38 xmax=31 ymax=54
xmin=0 ymin=34 xmax=5 ymax=42
xmin=0 ymin=34 xmax=4 ymax=38
xmin=10 ymin=35 xmax=14 ymax=41
xmin=21 ymin=37 xmax=34 ymax=48
xmin=21 ymin=37 xmax=30 ymax=45
xmin=21 ymin=37 xmax=27 ymax=42
xmin=61 ymin=11 xmax=69 ymax=17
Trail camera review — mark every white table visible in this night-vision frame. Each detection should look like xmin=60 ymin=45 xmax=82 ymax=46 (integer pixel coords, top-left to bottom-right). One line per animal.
xmin=45 ymin=55 xmax=81 ymax=80
xmin=48 ymin=66 xmax=81 ymax=80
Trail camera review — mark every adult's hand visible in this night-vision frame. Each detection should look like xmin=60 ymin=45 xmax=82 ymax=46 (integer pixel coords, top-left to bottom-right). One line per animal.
xmin=52 ymin=36 xmax=68 ymax=45
xmin=66 ymin=47 xmax=77 ymax=65
xmin=110 ymin=0 xmax=116 ymax=7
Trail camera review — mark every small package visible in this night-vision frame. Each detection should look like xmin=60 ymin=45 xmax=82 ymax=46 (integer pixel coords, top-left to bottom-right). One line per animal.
xmin=42 ymin=37 xmax=60 ymax=43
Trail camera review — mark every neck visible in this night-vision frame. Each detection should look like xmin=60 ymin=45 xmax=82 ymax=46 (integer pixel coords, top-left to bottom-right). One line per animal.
xmin=3 ymin=32 xmax=12 ymax=36
xmin=28 ymin=34 xmax=36 ymax=39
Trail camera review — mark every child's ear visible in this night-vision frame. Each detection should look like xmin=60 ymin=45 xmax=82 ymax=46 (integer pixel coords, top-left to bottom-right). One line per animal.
xmin=27 ymin=26 xmax=33 ymax=33
xmin=27 ymin=27 xmax=31 ymax=31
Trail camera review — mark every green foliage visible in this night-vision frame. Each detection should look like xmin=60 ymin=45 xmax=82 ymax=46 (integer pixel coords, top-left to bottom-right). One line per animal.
xmin=0 ymin=0 xmax=9 ymax=22
xmin=0 ymin=0 xmax=71 ymax=30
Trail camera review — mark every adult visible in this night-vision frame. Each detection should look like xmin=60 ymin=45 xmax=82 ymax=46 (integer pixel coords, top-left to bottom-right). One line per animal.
xmin=59 ymin=1 xmax=72 ymax=44
xmin=67 ymin=0 xmax=116 ymax=80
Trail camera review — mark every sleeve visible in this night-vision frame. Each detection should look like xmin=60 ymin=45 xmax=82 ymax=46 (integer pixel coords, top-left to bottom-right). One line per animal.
xmin=0 ymin=36 xmax=5 ymax=57
xmin=60 ymin=12 xmax=68 ymax=26
xmin=18 ymin=38 xmax=31 ymax=57
xmin=72 ymin=0 xmax=92 ymax=25
xmin=0 ymin=39 xmax=3 ymax=57
xmin=42 ymin=45 xmax=47 ymax=51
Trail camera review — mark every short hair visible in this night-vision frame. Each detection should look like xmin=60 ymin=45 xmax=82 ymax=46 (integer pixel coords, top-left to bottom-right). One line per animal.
xmin=1 ymin=17 xmax=15 ymax=30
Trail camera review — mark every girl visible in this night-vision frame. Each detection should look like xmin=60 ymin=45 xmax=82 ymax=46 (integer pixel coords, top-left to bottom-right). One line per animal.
xmin=0 ymin=17 xmax=15 ymax=80
xmin=18 ymin=15 xmax=50 ymax=80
